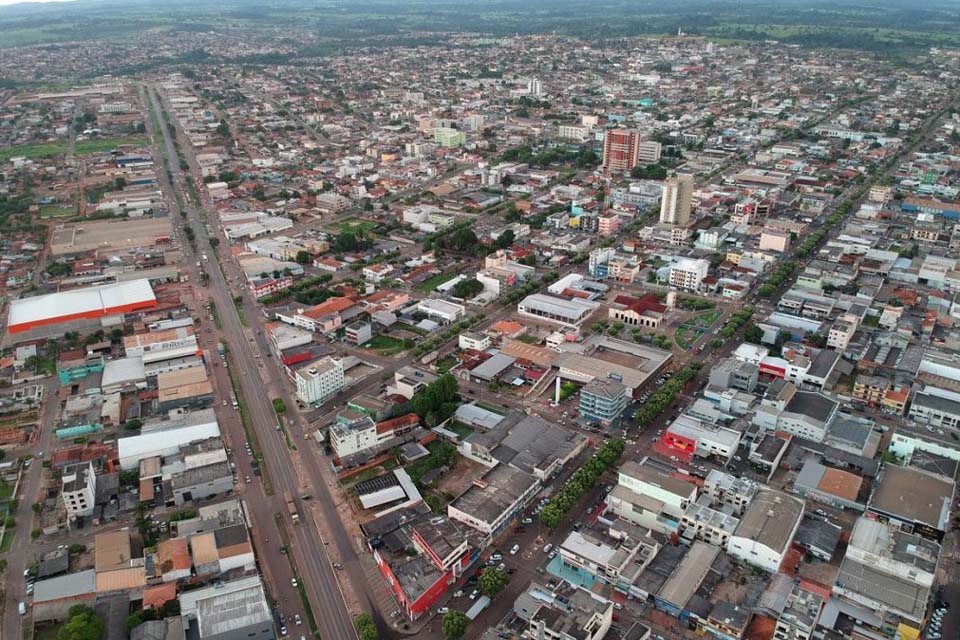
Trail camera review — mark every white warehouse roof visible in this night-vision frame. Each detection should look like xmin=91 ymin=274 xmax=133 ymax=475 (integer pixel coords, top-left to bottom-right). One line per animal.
xmin=118 ymin=421 xmax=220 ymax=470
xmin=7 ymin=278 xmax=156 ymax=332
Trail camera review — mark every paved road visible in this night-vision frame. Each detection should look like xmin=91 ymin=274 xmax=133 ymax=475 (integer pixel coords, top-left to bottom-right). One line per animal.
xmin=148 ymin=86 xmax=358 ymax=640
xmin=2 ymin=377 xmax=62 ymax=640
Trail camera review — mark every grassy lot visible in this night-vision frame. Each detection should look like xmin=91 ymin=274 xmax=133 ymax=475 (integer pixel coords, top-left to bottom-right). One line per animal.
xmin=0 ymin=135 xmax=146 ymax=162
xmin=0 ymin=479 xmax=16 ymax=501
xmin=416 ymin=270 xmax=458 ymax=293
xmin=74 ymin=136 xmax=146 ymax=154
xmin=363 ymin=334 xmax=408 ymax=356
xmin=39 ymin=204 xmax=76 ymax=219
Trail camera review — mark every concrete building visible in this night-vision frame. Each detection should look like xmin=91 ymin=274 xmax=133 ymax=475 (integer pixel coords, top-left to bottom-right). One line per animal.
xmin=606 ymin=458 xmax=697 ymax=535
xmin=578 ymin=379 xmax=628 ymax=427
xmin=179 ymin=576 xmax=274 ymax=640
xmin=637 ymin=140 xmax=662 ymax=165
xmin=295 ymin=357 xmax=345 ymax=406
xmin=555 ymin=525 xmax=660 ymax=598
xmin=124 ymin=326 xmax=198 ymax=364
xmin=61 ymin=461 xmax=96 ymax=519
xmin=725 ymin=489 xmax=803 ymax=573
xmin=834 ymin=517 xmax=938 ymax=632
xmin=602 ymin=128 xmax=641 ymax=173
xmin=330 ymin=413 xmax=419 ymax=461
xmin=668 ymin=258 xmax=709 ymax=292
xmin=774 ymin=583 xmax=824 ymax=640
xmin=659 ymin=175 xmax=694 ymax=227
xmin=416 ymin=299 xmax=465 ymax=324
xmin=702 ymin=470 xmax=757 ymax=516
xmin=517 ymin=294 xmax=598 ymax=328
xmin=866 ymin=464 xmax=952 ymax=541
xmin=447 ymin=465 xmax=539 ymax=538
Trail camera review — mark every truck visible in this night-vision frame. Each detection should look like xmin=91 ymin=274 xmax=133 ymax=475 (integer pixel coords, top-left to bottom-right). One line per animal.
xmin=284 ymin=491 xmax=300 ymax=524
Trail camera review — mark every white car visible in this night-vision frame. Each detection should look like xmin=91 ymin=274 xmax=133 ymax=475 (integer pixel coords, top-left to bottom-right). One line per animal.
xmin=510 ymin=544 xmax=520 ymax=555
xmin=291 ymin=577 xmax=298 ymax=588
xmin=437 ymin=607 xmax=450 ymax=614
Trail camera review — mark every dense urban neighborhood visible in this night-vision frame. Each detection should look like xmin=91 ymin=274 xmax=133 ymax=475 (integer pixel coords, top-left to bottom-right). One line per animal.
xmin=2 ymin=8 xmax=960 ymax=640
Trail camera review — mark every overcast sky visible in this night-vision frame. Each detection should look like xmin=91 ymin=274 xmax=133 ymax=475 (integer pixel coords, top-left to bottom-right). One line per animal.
xmin=0 ymin=0 xmax=73 ymax=6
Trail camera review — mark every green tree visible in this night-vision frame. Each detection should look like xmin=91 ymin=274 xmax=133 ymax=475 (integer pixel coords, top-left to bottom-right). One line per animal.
xmin=59 ymin=606 xmax=103 ymax=640
xmin=272 ymin=398 xmax=287 ymax=415
xmin=442 ymin=611 xmax=469 ymax=639
xmin=452 ymin=278 xmax=484 ymax=299
xmin=478 ymin=567 xmax=510 ymax=597
xmin=354 ymin=613 xmax=378 ymax=640
xmin=295 ymin=250 xmax=313 ymax=264
xmin=743 ymin=324 xmax=764 ymax=344
xmin=124 ymin=418 xmax=143 ymax=431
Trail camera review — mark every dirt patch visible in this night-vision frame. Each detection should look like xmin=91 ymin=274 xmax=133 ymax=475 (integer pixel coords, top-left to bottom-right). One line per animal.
xmin=431 ymin=457 xmax=487 ymax=497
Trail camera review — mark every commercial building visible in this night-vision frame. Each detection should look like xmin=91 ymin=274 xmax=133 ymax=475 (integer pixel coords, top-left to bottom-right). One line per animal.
xmin=725 ymin=489 xmax=803 ymax=573
xmin=330 ymin=413 xmax=419 ymax=461
xmin=907 ymin=387 xmax=960 ymax=430
xmin=702 ymin=470 xmax=757 ymax=516
xmin=659 ymin=175 xmax=694 ymax=226
xmin=123 ymin=326 xmax=198 ymax=364
xmin=179 ymin=576 xmax=275 ymax=640
xmin=578 ymin=379 xmax=628 ymax=426
xmin=661 ymin=415 xmax=741 ymax=464
xmin=416 ymin=299 xmax=465 ymax=324
xmin=867 ymin=464 xmax=952 ymax=541
xmin=606 ymin=458 xmax=697 ymax=535
xmin=602 ymin=128 xmax=641 ymax=173
xmin=834 ymin=517 xmax=938 ymax=632
xmin=294 ymin=357 xmax=345 ymax=406
xmin=373 ymin=515 xmax=474 ymax=620
xmin=7 ymin=279 xmax=157 ymax=334
xmin=668 ymin=258 xmax=709 ymax=292
xmin=118 ymin=420 xmax=220 ymax=470
xmin=555 ymin=524 xmax=660 ymax=598
xmin=517 ymin=294 xmax=598 ymax=328
xmin=793 ymin=457 xmax=864 ymax=511
xmin=708 ymin=358 xmax=759 ymax=393
xmin=61 ymin=461 xmax=96 ymax=519
xmin=523 ymin=589 xmax=614 ymax=640
xmin=447 ymin=464 xmax=539 ymax=538
xmin=774 ymin=583 xmax=824 ymax=640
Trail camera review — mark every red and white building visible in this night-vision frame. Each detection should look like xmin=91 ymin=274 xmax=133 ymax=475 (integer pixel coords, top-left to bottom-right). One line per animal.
xmin=374 ymin=517 xmax=475 ymax=620
xmin=7 ymin=279 xmax=157 ymax=334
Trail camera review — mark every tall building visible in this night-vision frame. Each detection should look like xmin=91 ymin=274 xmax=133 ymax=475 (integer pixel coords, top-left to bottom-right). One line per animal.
xmin=295 ymin=357 xmax=345 ymax=406
xmin=660 ymin=174 xmax=694 ymax=226
xmin=637 ymin=140 xmax=662 ymax=165
xmin=602 ymin=129 xmax=641 ymax=173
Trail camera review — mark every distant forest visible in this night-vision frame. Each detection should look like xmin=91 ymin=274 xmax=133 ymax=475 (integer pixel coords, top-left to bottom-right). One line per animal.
xmin=2 ymin=0 xmax=960 ymax=53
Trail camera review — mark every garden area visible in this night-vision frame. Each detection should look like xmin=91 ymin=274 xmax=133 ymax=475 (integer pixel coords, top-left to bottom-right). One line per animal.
xmin=362 ymin=334 xmax=412 ymax=356
xmin=674 ymin=309 xmax=723 ymax=350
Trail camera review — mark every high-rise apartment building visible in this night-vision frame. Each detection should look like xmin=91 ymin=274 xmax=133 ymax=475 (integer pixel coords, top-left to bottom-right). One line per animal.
xmin=660 ymin=174 xmax=694 ymax=226
xmin=602 ymin=129 xmax=641 ymax=173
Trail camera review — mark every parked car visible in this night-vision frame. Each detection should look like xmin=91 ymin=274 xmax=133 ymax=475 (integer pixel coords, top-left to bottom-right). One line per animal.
xmin=291 ymin=577 xmax=298 ymax=588
xmin=510 ymin=544 xmax=520 ymax=555
xmin=438 ymin=607 xmax=449 ymax=614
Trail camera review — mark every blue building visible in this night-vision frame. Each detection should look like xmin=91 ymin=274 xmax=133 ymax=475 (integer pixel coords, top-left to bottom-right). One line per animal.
xmin=579 ymin=378 xmax=628 ymax=426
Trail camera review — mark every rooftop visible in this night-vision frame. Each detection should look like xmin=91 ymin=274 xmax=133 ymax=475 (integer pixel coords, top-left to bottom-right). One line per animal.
xmin=733 ymin=489 xmax=803 ymax=555
xmin=868 ymin=464 xmax=953 ymax=529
